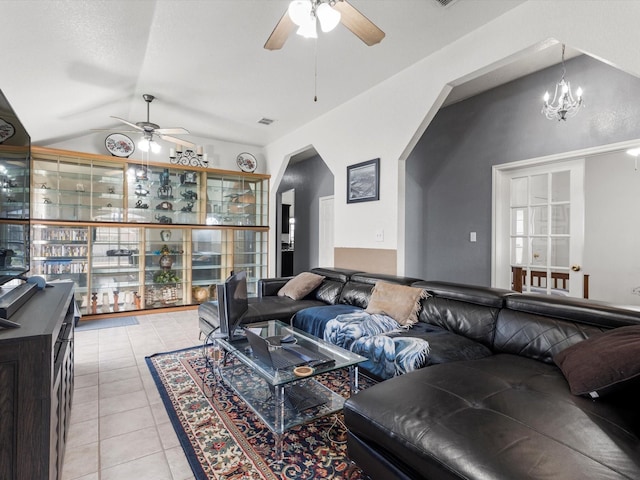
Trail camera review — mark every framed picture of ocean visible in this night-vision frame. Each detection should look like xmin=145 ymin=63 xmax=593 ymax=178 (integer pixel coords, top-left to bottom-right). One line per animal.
xmin=347 ymin=158 xmax=380 ymax=204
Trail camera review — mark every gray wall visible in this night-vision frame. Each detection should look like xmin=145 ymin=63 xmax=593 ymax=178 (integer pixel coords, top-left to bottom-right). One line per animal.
xmin=278 ymin=154 xmax=334 ymax=274
xmin=405 ymin=55 xmax=640 ymax=284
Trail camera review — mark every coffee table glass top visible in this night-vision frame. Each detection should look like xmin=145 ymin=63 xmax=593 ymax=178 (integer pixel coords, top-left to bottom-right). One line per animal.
xmin=213 ymin=320 xmax=366 ymax=436
xmin=216 ymin=320 xmax=366 ymax=386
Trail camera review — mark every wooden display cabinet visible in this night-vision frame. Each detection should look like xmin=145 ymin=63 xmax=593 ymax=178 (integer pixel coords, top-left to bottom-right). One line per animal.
xmin=30 ymin=148 xmax=269 ymax=317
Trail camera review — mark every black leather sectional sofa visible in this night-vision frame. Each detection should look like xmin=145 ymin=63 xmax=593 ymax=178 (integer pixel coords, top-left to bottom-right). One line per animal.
xmin=198 ymin=268 xmax=640 ymax=480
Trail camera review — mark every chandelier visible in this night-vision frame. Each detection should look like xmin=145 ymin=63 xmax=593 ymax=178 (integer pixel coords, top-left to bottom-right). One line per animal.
xmin=542 ymin=44 xmax=584 ymax=121
xmin=288 ymin=0 xmax=341 ymax=39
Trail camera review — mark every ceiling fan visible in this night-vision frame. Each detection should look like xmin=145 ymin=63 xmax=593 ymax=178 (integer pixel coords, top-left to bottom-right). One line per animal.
xmin=103 ymin=94 xmax=195 ymax=151
xmin=264 ymin=0 xmax=385 ymax=50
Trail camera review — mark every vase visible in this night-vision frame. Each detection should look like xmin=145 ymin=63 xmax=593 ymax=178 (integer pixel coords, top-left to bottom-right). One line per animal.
xmin=113 ymin=291 xmax=119 ymax=312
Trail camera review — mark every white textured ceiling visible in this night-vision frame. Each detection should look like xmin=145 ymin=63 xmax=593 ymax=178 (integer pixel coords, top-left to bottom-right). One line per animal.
xmin=1 ymin=0 xmax=530 ymax=148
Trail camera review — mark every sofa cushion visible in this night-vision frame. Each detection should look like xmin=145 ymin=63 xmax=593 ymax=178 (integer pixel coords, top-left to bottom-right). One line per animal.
xmin=553 ymin=325 xmax=640 ymax=397
xmin=365 ymin=281 xmax=427 ymax=327
xmin=314 ymin=280 xmax=344 ymax=305
xmin=292 ymin=304 xmax=363 ymax=338
xmin=344 ymin=354 xmax=640 ymax=480
xmin=278 ymin=272 xmax=325 ymax=300
xmin=495 ymin=307 xmax=606 ymax=363
xmin=385 ymin=325 xmax=493 ymax=366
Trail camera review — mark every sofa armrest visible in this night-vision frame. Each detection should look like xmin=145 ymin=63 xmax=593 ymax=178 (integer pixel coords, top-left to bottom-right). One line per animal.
xmin=258 ymin=276 xmax=294 ymax=297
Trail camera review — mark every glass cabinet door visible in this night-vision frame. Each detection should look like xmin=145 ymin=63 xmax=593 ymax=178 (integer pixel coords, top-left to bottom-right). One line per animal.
xmin=191 ymin=229 xmax=232 ymax=303
xmin=0 ymin=154 xmax=29 ymax=219
xmin=205 ymin=174 xmax=268 ymax=227
xmin=32 ymin=156 xmax=62 ymax=219
xmin=31 ymin=225 xmax=89 ymax=297
xmin=32 ymin=156 xmax=125 ymax=222
xmin=54 ymin=158 xmax=93 ymax=221
xmin=144 ymin=227 xmax=187 ymax=307
xmin=89 ymin=226 xmax=142 ymax=314
xmin=126 ymin=165 xmax=200 ymax=225
xmin=233 ymin=229 xmax=268 ymax=296
xmin=91 ymin=162 xmax=124 ymax=222
xmin=1 ymin=221 xmax=29 ymax=277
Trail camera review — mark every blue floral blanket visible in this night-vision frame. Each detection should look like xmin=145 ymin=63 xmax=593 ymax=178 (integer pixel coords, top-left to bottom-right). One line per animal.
xmin=324 ymin=311 xmax=430 ymax=379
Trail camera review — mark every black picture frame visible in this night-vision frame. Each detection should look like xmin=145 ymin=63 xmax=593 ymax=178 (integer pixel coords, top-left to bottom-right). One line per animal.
xmin=347 ymin=158 xmax=380 ymax=203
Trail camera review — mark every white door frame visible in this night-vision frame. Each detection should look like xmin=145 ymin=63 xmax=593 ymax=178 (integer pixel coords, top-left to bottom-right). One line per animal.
xmin=491 ymin=138 xmax=640 ymax=288
xmin=494 ymin=159 xmax=585 ymax=295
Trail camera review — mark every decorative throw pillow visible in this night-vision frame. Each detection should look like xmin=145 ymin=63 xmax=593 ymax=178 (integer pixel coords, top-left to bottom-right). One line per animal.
xmin=277 ymin=272 xmax=325 ymax=300
xmin=365 ymin=281 xmax=428 ymax=327
xmin=553 ymin=325 xmax=640 ymax=398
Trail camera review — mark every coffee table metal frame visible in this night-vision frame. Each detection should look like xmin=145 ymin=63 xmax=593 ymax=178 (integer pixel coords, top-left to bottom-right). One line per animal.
xmin=209 ymin=320 xmax=366 ymax=458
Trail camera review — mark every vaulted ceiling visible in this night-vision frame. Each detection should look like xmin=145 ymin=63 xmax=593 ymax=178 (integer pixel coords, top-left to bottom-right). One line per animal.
xmin=2 ymin=0 xmax=530 ymax=148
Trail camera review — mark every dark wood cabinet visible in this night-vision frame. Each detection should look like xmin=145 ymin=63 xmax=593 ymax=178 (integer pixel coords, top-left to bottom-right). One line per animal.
xmin=0 ymin=282 xmax=75 ymax=480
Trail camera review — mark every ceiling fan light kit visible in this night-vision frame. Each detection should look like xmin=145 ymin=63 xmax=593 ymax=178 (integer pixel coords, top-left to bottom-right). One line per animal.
xmin=288 ymin=0 xmax=341 ymax=37
xmin=265 ymin=0 xmax=384 ymax=50
xmin=99 ymin=94 xmax=195 ymax=155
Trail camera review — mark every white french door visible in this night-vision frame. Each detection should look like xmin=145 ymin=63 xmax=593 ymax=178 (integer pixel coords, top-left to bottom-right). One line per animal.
xmin=494 ymin=159 xmax=585 ymax=297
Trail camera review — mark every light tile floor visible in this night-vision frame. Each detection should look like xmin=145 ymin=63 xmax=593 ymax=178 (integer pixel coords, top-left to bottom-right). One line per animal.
xmin=62 ymin=309 xmax=202 ymax=480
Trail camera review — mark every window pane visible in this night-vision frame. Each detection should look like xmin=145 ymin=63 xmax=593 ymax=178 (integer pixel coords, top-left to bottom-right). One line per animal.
xmin=511 ymin=237 xmax=527 ymax=265
xmin=551 ymin=171 xmax=570 ymax=202
xmin=530 ymin=174 xmax=548 ymax=204
xmin=551 ymin=204 xmax=570 ymax=234
xmin=510 ymin=177 xmax=528 ymax=206
xmin=551 ymin=237 xmax=570 ymax=267
xmin=531 ymin=238 xmax=547 ymax=266
xmin=510 ymin=208 xmax=527 ymax=236
xmin=531 ymin=206 xmax=548 ymax=235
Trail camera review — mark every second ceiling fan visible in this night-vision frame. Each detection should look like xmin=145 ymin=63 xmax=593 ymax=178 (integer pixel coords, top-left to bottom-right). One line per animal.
xmin=108 ymin=94 xmax=195 ymax=152
xmin=264 ymin=0 xmax=385 ymax=50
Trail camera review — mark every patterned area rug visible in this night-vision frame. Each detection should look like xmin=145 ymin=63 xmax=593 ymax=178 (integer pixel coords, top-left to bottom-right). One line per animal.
xmin=146 ymin=344 xmax=370 ymax=479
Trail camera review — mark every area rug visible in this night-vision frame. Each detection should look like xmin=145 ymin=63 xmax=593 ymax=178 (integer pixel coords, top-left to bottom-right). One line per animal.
xmin=146 ymin=344 xmax=370 ymax=479
xmin=76 ymin=315 xmax=139 ymax=331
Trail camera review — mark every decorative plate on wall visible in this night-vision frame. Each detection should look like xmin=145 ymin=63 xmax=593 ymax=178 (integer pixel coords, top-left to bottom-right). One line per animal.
xmin=236 ymin=152 xmax=257 ymax=173
xmin=105 ymin=133 xmax=135 ymax=157
xmin=0 ymin=118 xmax=15 ymax=144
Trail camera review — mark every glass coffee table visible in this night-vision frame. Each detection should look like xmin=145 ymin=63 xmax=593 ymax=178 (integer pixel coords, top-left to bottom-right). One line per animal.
xmin=211 ymin=320 xmax=366 ymax=457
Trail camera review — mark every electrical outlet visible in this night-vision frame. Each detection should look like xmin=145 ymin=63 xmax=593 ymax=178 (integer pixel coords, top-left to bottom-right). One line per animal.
xmin=375 ymin=229 xmax=384 ymax=242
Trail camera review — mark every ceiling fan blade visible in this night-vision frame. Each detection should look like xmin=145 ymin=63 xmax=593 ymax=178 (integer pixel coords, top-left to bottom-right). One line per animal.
xmin=110 ymin=116 xmax=145 ymax=131
xmin=158 ymin=134 xmax=195 ymax=148
xmin=264 ymin=10 xmax=296 ymax=50
xmin=155 ymin=127 xmax=190 ymax=135
xmin=333 ymin=0 xmax=385 ymax=46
